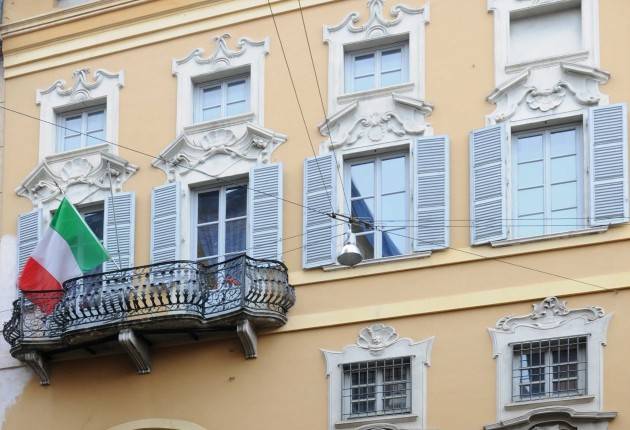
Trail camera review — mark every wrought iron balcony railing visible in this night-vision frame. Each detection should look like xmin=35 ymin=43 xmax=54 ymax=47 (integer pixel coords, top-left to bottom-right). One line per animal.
xmin=2 ymin=255 xmax=295 ymax=385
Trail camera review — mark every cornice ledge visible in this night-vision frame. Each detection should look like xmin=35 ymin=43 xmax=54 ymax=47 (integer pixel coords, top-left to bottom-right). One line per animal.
xmin=36 ymin=68 xmax=124 ymax=104
xmin=392 ymin=93 xmax=433 ymax=115
xmin=318 ymin=101 xmax=359 ymax=136
xmin=484 ymin=407 xmax=617 ymax=430
xmin=561 ymin=62 xmax=611 ymax=83
xmin=323 ymin=0 xmax=426 ymax=39
xmin=172 ymin=33 xmax=269 ymax=73
xmin=487 ymin=70 xmax=530 ymax=103
xmin=492 ymin=296 xmax=606 ymax=333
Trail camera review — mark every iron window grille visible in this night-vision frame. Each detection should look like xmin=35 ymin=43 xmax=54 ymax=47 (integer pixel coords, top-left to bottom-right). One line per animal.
xmin=341 ymin=356 xmax=412 ymax=420
xmin=512 ymin=336 xmax=588 ymax=402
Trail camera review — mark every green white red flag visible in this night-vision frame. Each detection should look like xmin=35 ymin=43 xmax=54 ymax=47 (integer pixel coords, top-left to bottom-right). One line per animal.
xmin=19 ymin=197 xmax=109 ymax=313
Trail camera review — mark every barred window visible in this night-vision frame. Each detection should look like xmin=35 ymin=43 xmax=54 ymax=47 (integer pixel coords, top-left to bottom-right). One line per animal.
xmin=512 ymin=336 xmax=587 ymax=402
xmin=341 ymin=357 xmax=411 ymax=420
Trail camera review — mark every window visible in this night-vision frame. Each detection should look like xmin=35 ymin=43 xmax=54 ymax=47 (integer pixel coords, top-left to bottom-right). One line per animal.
xmin=80 ymin=205 xmax=105 ymax=275
xmin=512 ymin=336 xmax=587 ymax=402
xmin=344 ymin=43 xmax=408 ymax=93
xmin=512 ymin=124 xmax=583 ymax=239
xmin=194 ymin=184 xmax=247 ymax=265
xmin=194 ymin=75 xmax=250 ymax=123
xmin=57 ymin=106 xmax=106 ymax=152
xmin=346 ymin=153 xmax=409 ymax=259
xmin=342 ymin=357 xmax=411 ymax=419
xmin=509 ymin=2 xmax=582 ymax=65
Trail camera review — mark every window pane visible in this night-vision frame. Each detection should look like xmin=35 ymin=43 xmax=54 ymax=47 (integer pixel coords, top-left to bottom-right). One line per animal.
xmin=551 ymin=182 xmax=577 ymax=210
xmin=381 ymin=70 xmax=403 ymax=87
xmin=64 ymin=115 xmax=82 ymax=135
xmin=226 ymin=186 xmax=247 ymax=219
xmin=226 ymin=100 xmax=247 ymax=117
xmin=353 ymin=75 xmax=375 ymax=92
xmin=203 ymin=106 xmax=222 ymax=121
xmin=355 ymin=232 xmax=374 ymax=260
xmin=202 ymin=86 xmax=221 ymax=108
xmin=63 ymin=135 xmax=81 ymax=151
xmin=354 ymin=53 xmax=375 ymax=77
xmin=381 ymin=193 xmax=405 ymax=224
xmin=87 ymin=110 xmax=105 ymax=133
xmin=227 ymin=80 xmax=247 ymax=103
xmin=517 ymin=187 xmax=544 ymax=215
xmin=517 ymin=161 xmax=544 ymax=189
xmin=551 ymin=207 xmax=579 ymax=233
xmin=351 ymin=162 xmax=374 ymax=197
xmin=351 ymin=198 xmax=374 ymax=232
xmin=197 ymin=224 xmax=218 ymax=258
xmin=225 ymin=218 xmax=247 ymax=254
xmin=382 ymin=229 xmax=406 ymax=257
xmin=551 ymin=155 xmax=577 ymax=184
xmin=198 ymin=191 xmax=219 ymax=223
xmin=381 ymin=49 xmax=402 ymax=72
xmin=86 ymin=129 xmax=105 ymax=147
xmin=517 ymin=213 xmax=544 ymax=238
xmin=381 ymin=157 xmax=406 ymax=194
xmin=517 ymin=134 xmax=543 ymax=162
xmin=550 ymin=129 xmax=577 ymax=157
xmin=82 ymin=210 xmax=104 ymax=241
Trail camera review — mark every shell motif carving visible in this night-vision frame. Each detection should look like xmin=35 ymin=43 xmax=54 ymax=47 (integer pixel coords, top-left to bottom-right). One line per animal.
xmin=59 ymin=158 xmax=94 ymax=182
xmin=195 ymin=128 xmax=237 ymax=150
xmin=356 ymin=323 xmax=399 ymax=352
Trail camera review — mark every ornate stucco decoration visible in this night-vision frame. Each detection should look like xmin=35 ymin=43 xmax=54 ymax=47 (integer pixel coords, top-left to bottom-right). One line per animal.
xmin=172 ymin=33 xmax=269 ymax=133
xmin=36 ymin=68 xmax=124 ymax=160
xmin=322 ymin=323 xmax=434 ymax=430
xmin=17 ymin=144 xmax=138 ymax=210
xmin=488 ymin=297 xmax=614 ymax=424
xmin=484 ymin=406 xmax=616 ymax=430
xmin=152 ymin=122 xmax=286 ymax=182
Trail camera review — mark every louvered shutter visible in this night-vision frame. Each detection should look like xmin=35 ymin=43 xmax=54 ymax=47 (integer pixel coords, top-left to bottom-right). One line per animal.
xmin=470 ymin=124 xmax=508 ymax=244
xmin=589 ymin=103 xmax=629 ymax=225
xmin=414 ymin=136 xmax=450 ymax=251
xmin=303 ymin=153 xmax=337 ymax=268
xmin=104 ymin=192 xmax=135 ymax=271
xmin=17 ymin=209 xmax=42 ymax=273
xmin=151 ymin=182 xmax=181 ymax=263
xmin=249 ymin=163 xmax=283 ymax=260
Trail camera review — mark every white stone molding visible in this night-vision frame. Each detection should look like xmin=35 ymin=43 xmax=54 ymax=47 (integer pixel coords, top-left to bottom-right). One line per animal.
xmin=323 ymin=0 xmax=429 ymax=114
xmin=16 ymin=144 xmax=138 ymax=218
xmin=172 ymin=33 xmax=269 ymax=133
xmin=322 ymin=323 xmax=434 ymax=430
xmin=486 ymin=0 xmax=607 ymax=125
xmin=36 ymin=68 xmax=124 ymax=160
xmin=484 ymin=406 xmax=616 ymax=430
xmin=488 ymin=297 xmax=613 ymax=423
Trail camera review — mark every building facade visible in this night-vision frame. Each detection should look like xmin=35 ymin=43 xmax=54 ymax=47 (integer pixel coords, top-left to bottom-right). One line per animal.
xmin=1 ymin=0 xmax=629 ymax=429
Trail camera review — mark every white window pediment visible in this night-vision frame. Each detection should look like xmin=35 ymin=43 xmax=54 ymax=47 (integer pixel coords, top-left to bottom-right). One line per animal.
xmin=487 ymin=297 xmax=614 ymax=427
xmin=322 ymin=323 xmax=434 ymax=430
xmin=36 ymin=68 xmax=124 ymax=160
xmin=324 ymin=0 xmax=429 ymax=116
xmin=172 ymin=33 xmax=268 ymax=133
xmin=16 ymin=144 xmax=138 ymax=218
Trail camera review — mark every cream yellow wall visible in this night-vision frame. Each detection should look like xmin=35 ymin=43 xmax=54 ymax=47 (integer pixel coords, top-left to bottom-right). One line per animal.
xmin=1 ymin=0 xmax=630 ymax=429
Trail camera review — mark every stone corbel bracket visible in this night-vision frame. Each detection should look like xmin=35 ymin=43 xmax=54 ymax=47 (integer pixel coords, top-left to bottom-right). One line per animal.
xmin=16 ymin=146 xmax=138 ymax=207
xmin=118 ymin=328 xmax=151 ymax=374
xmin=237 ymin=319 xmax=257 ymax=359
xmin=21 ymin=351 xmax=50 ymax=385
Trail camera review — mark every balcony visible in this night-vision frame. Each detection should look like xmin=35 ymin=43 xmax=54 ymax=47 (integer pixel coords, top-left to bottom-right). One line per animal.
xmin=2 ymin=255 xmax=295 ymax=385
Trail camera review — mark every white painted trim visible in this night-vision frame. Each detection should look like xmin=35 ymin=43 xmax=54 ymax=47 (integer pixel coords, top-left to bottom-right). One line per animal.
xmin=35 ymin=68 xmax=123 ymax=161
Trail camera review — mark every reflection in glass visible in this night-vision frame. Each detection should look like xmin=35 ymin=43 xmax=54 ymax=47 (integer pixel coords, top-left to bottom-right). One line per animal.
xmin=198 ymin=191 xmax=219 ymax=223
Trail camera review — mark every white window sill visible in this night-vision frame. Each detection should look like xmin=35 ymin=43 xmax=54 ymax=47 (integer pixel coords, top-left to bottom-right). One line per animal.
xmin=322 ymin=251 xmax=431 ymax=272
xmin=48 ymin=142 xmax=111 ymax=161
xmin=335 ymin=413 xmax=418 ymax=429
xmin=337 ymin=82 xmax=414 ymax=105
xmin=505 ymin=395 xmax=595 ymax=411
xmin=490 ymin=226 xmax=608 ymax=248
xmin=505 ymin=50 xmax=589 ymax=74
xmin=184 ymin=111 xmax=255 ymax=134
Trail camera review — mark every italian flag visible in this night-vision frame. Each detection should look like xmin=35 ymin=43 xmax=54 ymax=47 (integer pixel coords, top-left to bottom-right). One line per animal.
xmin=19 ymin=198 xmax=109 ymax=313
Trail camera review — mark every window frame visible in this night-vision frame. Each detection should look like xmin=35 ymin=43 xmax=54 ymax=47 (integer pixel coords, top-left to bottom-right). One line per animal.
xmin=193 ymin=74 xmax=251 ymax=124
xmin=56 ymin=104 xmax=107 ymax=153
xmin=343 ymin=151 xmax=411 ymax=260
xmin=509 ymin=122 xmax=586 ymax=240
xmin=191 ymin=182 xmax=249 ymax=265
xmin=344 ymin=41 xmax=409 ymax=94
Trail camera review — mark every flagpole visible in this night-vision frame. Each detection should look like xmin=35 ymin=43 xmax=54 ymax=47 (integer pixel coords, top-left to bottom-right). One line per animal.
xmin=107 ymin=162 xmax=123 ymax=271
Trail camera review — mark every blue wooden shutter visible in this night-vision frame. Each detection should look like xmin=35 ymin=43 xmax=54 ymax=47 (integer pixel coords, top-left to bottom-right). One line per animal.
xmin=589 ymin=103 xmax=629 ymax=226
xmin=303 ymin=153 xmax=337 ymax=268
xmin=470 ymin=124 xmax=507 ymax=244
xmin=414 ymin=136 xmax=450 ymax=251
xmin=151 ymin=182 xmax=181 ymax=263
xmin=17 ymin=209 xmax=42 ymax=273
xmin=249 ymin=163 xmax=283 ymax=261
xmin=104 ymin=192 xmax=135 ymax=271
